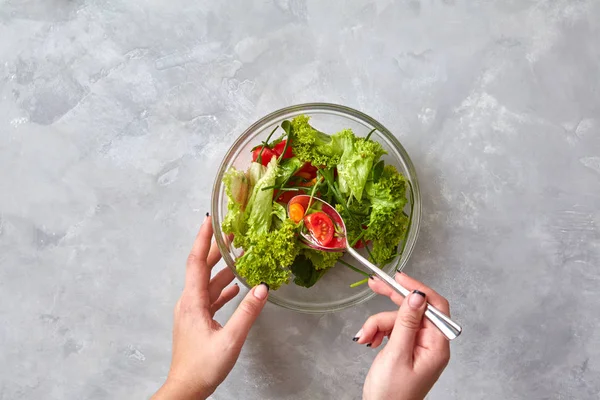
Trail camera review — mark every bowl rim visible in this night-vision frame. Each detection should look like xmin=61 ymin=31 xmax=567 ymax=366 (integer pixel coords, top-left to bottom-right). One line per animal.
xmin=211 ymin=102 xmax=422 ymax=313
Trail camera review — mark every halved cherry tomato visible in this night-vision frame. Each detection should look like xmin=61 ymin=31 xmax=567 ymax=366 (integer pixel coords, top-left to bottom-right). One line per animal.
xmin=304 ymin=211 xmax=335 ymax=247
xmin=252 ymin=146 xmax=276 ymax=166
xmin=289 ymin=203 xmax=305 ymax=223
xmin=273 ymin=140 xmax=294 ymax=159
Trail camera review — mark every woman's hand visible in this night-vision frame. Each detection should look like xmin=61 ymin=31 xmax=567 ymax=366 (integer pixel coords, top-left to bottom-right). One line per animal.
xmin=152 ymin=215 xmax=269 ymax=400
xmin=357 ymin=273 xmax=451 ymax=400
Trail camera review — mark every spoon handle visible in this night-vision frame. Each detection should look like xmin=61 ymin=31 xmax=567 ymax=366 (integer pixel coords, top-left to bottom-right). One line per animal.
xmin=346 ymin=247 xmax=462 ymax=341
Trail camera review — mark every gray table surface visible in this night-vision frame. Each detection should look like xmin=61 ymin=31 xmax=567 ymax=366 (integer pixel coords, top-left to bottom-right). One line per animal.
xmin=1 ymin=1 xmax=599 ymax=399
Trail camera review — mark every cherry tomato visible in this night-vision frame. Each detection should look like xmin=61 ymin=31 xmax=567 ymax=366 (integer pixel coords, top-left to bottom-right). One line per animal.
xmin=289 ymin=203 xmax=305 ymax=223
xmin=304 ymin=211 xmax=335 ymax=247
xmin=252 ymin=146 xmax=276 ymax=166
xmin=273 ymin=140 xmax=294 ymax=159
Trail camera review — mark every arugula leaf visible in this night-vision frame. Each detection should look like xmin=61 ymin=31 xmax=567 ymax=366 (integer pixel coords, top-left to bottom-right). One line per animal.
xmin=365 ymin=128 xmax=377 ymax=141
xmin=290 ymin=255 xmax=327 ymax=288
xmin=372 ymin=160 xmax=384 ymax=183
xmin=281 ymin=120 xmax=292 ymax=135
xmin=256 ymin=125 xmax=279 ymax=164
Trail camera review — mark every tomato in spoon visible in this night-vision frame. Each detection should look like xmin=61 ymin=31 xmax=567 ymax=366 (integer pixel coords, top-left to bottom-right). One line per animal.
xmin=304 ymin=211 xmax=334 ymax=247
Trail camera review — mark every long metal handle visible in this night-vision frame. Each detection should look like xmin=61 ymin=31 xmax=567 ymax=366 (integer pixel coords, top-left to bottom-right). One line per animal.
xmin=346 ymin=247 xmax=462 ymax=341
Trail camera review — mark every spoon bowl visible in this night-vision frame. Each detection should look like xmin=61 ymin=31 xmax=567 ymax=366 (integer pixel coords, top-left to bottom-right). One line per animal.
xmin=287 ymin=195 xmax=347 ymax=251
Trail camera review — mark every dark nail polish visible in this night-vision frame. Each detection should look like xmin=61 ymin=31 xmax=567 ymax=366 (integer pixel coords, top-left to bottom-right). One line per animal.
xmin=352 ymin=337 xmax=359 ymax=342
xmin=413 ymin=289 xmax=426 ymax=298
xmin=396 ymin=270 xmax=403 ymax=275
xmin=366 ymin=343 xmax=372 ymax=347
xmin=369 ymin=274 xmax=374 ymax=280
xmin=206 ymin=212 xmax=210 ymax=217
xmin=234 ymin=283 xmax=239 ymax=286
xmin=261 ymin=282 xmax=270 ymax=291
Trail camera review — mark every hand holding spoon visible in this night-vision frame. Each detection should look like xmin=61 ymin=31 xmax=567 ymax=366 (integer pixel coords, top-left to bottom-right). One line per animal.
xmin=288 ymin=195 xmax=462 ymax=341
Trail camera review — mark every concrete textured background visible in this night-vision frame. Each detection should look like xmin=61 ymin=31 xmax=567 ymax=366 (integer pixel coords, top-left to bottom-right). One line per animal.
xmin=1 ymin=0 xmax=599 ymax=399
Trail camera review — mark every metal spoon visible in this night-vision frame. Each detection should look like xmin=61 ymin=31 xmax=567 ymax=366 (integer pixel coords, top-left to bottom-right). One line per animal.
xmin=288 ymin=195 xmax=462 ymax=341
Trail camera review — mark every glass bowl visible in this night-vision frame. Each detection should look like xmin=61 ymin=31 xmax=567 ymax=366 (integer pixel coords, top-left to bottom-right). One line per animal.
xmin=211 ymin=103 xmax=421 ymax=313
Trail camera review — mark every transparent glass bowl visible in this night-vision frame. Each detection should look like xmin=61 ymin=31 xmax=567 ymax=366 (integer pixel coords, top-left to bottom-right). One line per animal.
xmin=211 ymin=103 xmax=421 ymax=313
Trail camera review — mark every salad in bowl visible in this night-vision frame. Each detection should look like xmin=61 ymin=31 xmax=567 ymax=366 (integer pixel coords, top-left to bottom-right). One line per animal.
xmin=212 ymin=104 xmax=421 ymax=313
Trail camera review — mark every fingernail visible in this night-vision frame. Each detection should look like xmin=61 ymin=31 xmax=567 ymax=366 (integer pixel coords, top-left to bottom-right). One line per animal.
xmin=206 ymin=212 xmax=210 ymax=217
xmin=366 ymin=343 xmax=372 ymax=347
xmin=408 ymin=290 xmax=426 ymax=309
xmin=254 ymin=283 xmax=269 ymax=300
xmin=369 ymin=274 xmax=374 ymax=280
xmin=353 ymin=329 xmax=363 ymax=341
xmin=234 ymin=282 xmax=239 ymax=286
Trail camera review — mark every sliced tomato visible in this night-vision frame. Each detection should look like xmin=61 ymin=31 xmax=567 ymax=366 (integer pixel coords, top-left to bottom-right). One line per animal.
xmin=353 ymin=239 xmax=372 ymax=249
xmin=273 ymin=140 xmax=294 ymax=159
xmin=295 ymin=171 xmax=313 ymax=181
xmin=298 ymin=162 xmax=318 ymax=176
xmin=295 ymin=163 xmax=317 ymax=182
xmin=276 ymin=190 xmax=299 ymax=204
xmin=252 ymin=146 xmax=276 ymax=166
xmin=353 ymin=239 xmax=366 ymax=249
xmin=304 ymin=211 xmax=335 ymax=247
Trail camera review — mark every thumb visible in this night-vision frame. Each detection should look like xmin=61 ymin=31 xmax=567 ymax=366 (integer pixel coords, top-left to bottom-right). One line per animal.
xmin=387 ymin=290 xmax=427 ymax=361
xmin=224 ymin=283 xmax=269 ymax=344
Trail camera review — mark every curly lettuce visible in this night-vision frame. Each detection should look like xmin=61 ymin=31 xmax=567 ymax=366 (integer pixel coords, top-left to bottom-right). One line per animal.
xmin=300 ymin=248 xmax=342 ymax=271
xmin=290 ymin=115 xmax=349 ymax=167
xmin=290 ymin=114 xmax=385 ymax=201
xmin=364 ymin=165 xmax=409 ymax=264
xmin=235 ymin=219 xmax=300 ymax=289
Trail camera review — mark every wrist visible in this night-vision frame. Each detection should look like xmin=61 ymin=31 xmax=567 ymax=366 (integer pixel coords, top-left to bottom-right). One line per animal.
xmin=153 ymin=377 xmax=213 ymax=400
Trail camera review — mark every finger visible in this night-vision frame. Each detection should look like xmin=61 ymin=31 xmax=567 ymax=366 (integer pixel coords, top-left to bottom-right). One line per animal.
xmin=415 ymin=326 xmax=444 ymax=350
xmin=185 ymin=215 xmax=213 ymax=292
xmin=208 ymin=268 xmax=236 ymax=304
xmin=386 ymin=290 xmax=428 ymax=363
xmin=210 ymin=284 xmax=240 ymax=316
xmin=353 ymin=311 xmax=397 ymax=345
xmin=206 ymin=239 xmax=222 ymax=269
xmin=370 ymin=331 xmax=387 ymax=349
xmin=368 ymin=272 xmax=450 ymax=314
xmin=370 ymin=273 xmax=452 ymax=351
xmin=223 ymin=283 xmax=269 ymax=345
